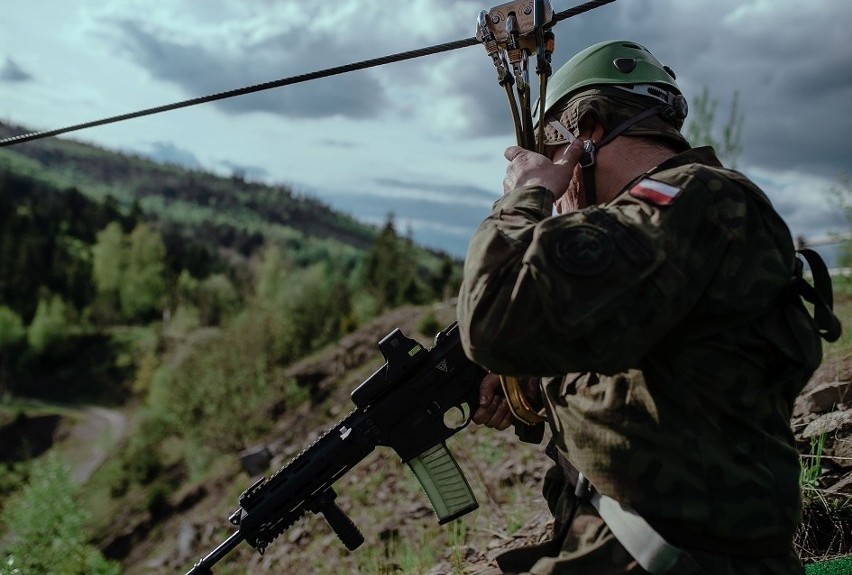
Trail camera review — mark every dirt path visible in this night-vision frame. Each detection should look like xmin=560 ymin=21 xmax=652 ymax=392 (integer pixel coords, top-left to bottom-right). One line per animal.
xmin=60 ymin=405 xmax=129 ymax=484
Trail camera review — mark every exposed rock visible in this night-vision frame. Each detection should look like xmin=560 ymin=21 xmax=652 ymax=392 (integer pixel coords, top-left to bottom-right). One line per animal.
xmin=239 ymin=445 xmax=273 ymax=476
xmin=802 ymin=410 xmax=852 ymax=439
xmin=795 ymin=380 xmax=852 ymax=417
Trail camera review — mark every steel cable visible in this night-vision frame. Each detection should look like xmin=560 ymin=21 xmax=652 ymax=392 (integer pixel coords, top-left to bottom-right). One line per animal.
xmin=0 ymin=0 xmax=616 ymax=147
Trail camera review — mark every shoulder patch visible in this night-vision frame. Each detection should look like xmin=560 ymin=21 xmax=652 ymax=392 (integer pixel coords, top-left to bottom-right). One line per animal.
xmin=551 ymin=224 xmax=614 ymax=276
xmin=629 ymin=178 xmax=682 ymax=205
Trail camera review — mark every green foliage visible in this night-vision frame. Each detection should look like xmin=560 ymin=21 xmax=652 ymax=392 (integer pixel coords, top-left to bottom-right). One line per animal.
xmin=824 ymin=173 xmax=851 ymax=267
xmin=0 ymin=172 xmax=108 ymax=320
xmin=806 ymin=556 xmax=852 ymax=575
xmin=418 ymin=311 xmax=441 ymax=338
xmin=0 ymin=455 xmax=120 ymax=575
xmin=0 ymin=306 xmax=25 ymax=396
xmin=255 ymin=245 xmax=357 ymax=359
xmin=92 ymin=222 xmax=167 ymax=322
xmin=149 ymin=245 xmax=365 ymax=450
xmin=91 ymin=222 xmax=124 ymax=296
xmin=155 ymin=327 xmax=278 ymax=450
xmin=196 ymin=273 xmax=239 ymax=326
xmin=0 ymin=461 xmax=30 ymax=504
xmin=800 ymin=433 xmax=827 ymax=492
xmin=122 ymin=412 xmax=170 ymax=485
xmin=26 ymin=294 xmax=71 ymax=357
xmin=684 ymin=86 xmax=744 ymax=167
xmin=0 ymin=307 xmax=25 ymax=352
xmin=362 ymin=214 xmax=425 ymax=310
xmin=122 ymin=223 xmax=167 ymax=319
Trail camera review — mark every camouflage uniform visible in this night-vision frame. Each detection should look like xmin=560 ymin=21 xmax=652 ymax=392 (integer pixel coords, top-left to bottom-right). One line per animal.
xmin=457 ymin=146 xmax=823 ymax=574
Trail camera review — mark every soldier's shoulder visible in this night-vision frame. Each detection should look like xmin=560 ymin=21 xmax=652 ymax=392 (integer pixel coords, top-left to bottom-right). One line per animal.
xmin=651 ymin=161 xmax=742 ymax=193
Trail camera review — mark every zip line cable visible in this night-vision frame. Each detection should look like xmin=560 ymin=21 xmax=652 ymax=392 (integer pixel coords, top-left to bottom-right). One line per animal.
xmin=0 ymin=0 xmax=616 ymax=148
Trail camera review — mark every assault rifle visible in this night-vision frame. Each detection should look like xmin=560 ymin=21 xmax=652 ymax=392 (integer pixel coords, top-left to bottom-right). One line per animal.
xmin=184 ymin=322 xmax=487 ymax=574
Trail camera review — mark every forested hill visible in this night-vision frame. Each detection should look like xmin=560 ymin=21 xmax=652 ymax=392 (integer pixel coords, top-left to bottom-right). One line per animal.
xmin=0 ymin=121 xmax=378 ymax=256
xmin=0 ymin=119 xmax=460 ymax=403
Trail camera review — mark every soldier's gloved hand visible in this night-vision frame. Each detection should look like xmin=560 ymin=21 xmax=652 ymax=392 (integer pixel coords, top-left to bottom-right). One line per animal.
xmin=503 ymin=138 xmax=584 ymax=205
xmin=472 ymin=372 xmax=513 ymax=431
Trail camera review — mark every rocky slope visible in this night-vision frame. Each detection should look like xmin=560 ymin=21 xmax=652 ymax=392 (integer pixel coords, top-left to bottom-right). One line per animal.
xmin=134 ymin=304 xmax=850 ymax=573
xmin=10 ymin=302 xmax=847 ymax=574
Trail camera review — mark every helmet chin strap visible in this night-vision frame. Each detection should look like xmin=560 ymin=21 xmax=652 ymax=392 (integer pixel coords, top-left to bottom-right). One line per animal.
xmin=548 ymin=105 xmax=666 ymax=206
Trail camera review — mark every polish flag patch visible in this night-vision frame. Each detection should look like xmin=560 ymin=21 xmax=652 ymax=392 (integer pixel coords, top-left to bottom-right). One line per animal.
xmin=629 ymin=178 xmax=682 ymax=205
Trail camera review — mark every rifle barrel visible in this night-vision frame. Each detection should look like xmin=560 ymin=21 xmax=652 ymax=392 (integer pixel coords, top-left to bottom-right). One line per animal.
xmin=184 ymin=531 xmax=245 ymax=575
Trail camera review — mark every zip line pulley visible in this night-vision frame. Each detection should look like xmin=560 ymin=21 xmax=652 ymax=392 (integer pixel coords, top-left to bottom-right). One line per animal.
xmin=476 ymin=0 xmax=554 ymax=154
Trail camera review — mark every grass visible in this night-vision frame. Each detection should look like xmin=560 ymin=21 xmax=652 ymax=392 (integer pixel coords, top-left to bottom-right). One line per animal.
xmin=807 ymin=555 xmax=852 ymax=574
xmin=801 ymin=433 xmax=828 ymax=491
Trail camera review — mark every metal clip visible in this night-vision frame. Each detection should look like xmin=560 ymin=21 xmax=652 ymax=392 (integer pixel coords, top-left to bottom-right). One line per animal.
xmin=477 ymin=10 xmax=513 ymax=86
xmin=580 ymin=140 xmax=596 ymax=167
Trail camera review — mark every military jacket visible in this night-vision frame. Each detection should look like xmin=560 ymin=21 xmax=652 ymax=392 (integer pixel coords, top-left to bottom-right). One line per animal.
xmin=457 ymin=147 xmax=823 ymax=549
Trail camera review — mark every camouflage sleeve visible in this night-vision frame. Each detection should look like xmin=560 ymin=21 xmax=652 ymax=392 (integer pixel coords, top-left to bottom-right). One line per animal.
xmin=457 ymin=180 xmax=730 ymax=376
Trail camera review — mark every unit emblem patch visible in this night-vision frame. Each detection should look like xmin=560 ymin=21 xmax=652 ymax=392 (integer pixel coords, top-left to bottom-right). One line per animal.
xmin=629 ymin=178 xmax=682 ymax=205
xmin=551 ymin=225 xmax=614 ymax=276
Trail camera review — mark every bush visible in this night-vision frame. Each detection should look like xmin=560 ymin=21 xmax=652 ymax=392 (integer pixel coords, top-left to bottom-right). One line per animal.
xmin=418 ymin=311 xmax=441 ymax=338
xmin=26 ymin=295 xmax=71 ymax=357
xmin=0 ymin=308 xmax=25 ymax=350
xmin=0 ymin=455 xmax=119 ymax=575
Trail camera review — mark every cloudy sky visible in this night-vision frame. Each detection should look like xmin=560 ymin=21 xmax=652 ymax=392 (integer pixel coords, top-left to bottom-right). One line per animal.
xmin=1 ymin=0 xmax=850 ymax=263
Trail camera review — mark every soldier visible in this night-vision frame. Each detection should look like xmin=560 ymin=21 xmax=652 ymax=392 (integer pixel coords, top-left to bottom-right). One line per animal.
xmin=457 ymin=40 xmax=840 ymax=574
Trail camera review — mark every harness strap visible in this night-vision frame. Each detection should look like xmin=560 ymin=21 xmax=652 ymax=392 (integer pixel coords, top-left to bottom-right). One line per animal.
xmin=590 ymin=490 xmax=704 ymax=574
xmin=791 ymin=248 xmax=842 ymax=342
xmin=549 ymin=105 xmax=667 ymax=206
xmin=545 ymin=442 xmax=702 ymax=574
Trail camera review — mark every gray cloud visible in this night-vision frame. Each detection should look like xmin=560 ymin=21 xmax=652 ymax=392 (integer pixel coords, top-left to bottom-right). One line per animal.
xmin=111 ymin=19 xmax=388 ymax=119
xmin=83 ymin=0 xmax=849 ymax=259
xmin=318 ymin=139 xmax=358 ymax=149
xmin=373 ymin=177 xmax=496 ymax=204
xmin=446 ymin=0 xmax=852 ymax=181
xmin=0 ymin=57 xmax=33 ymax=82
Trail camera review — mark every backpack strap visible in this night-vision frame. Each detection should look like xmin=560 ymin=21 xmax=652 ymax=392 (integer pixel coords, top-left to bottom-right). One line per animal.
xmin=789 ymin=248 xmax=842 ymax=342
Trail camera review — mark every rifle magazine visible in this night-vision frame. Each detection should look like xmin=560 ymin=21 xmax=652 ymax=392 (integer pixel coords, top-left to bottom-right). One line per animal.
xmin=408 ymin=442 xmax=478 ymax=524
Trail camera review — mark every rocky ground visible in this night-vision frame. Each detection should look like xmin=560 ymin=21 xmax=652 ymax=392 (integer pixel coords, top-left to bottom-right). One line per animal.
xmin=167 ymin=304 xmax=851 ymax=574
xmin=790 ymin=354 xmax=852 ymax=564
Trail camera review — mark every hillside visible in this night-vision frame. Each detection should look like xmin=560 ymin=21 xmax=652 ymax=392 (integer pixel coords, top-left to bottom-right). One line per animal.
xmin=4 ymin=295 xmax=849 ymax=575
xmin=0 ymin=121 xmax=378 ymax=256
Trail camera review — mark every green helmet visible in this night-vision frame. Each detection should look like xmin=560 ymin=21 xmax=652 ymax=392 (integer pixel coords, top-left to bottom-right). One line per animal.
xmin=541 ymin=40 xmax=685 ymax=122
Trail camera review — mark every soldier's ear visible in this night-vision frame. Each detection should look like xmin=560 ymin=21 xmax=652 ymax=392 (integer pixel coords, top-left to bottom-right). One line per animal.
xmin=590 ymin=123 xmax=606 ymax=145
xmin=577 ymin=111 xmax=603 ymax=143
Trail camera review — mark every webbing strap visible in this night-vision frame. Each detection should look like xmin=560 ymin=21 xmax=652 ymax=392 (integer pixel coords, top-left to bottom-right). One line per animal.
xmin=793 ymin=248 xmax=842 ymax=342
xmin=545 ymin=442 xmax=703 ymax=574
xmin=590 ymin=491 xmax=703 ymax=574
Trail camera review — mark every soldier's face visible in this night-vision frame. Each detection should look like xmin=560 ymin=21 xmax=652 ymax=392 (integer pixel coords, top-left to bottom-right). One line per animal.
xmin=548 ymin=143 xmax=583 ymax=214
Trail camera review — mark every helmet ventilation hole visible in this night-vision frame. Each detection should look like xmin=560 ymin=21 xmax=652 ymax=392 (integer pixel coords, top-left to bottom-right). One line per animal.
xmin=613 ymin=58 xmax=637 ymax=73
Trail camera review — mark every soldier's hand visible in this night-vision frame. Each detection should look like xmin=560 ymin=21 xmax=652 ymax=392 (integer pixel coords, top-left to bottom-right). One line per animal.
xmin=472 ymin=372 xmax=513 ymax=431
xmin=503 ymin=139 xmax=584 ymax=200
